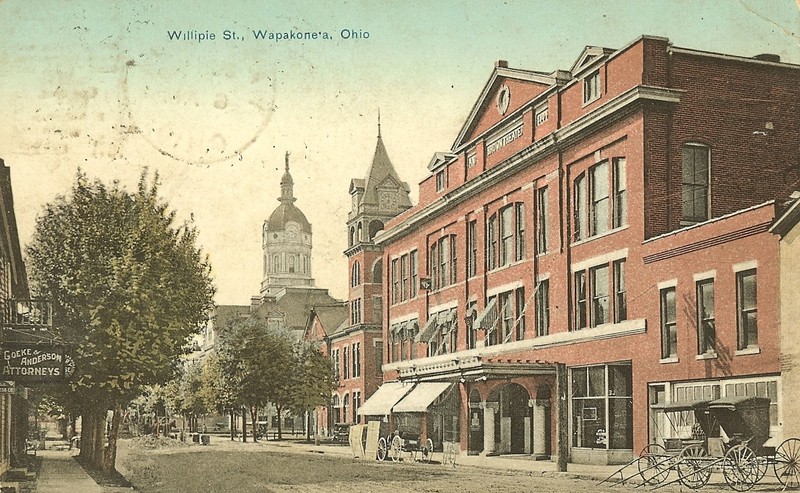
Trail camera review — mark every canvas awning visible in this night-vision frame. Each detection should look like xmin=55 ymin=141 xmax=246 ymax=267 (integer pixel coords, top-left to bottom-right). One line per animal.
xmin=393 ymin=382 xmax=453 ymax=413
xmin=475 ymin=298 xmax=498 ymax=330
xmin=416 ymin=314 xmax=440 ymax=343
xmin=357 ymin=381 xmax=414 ymax=416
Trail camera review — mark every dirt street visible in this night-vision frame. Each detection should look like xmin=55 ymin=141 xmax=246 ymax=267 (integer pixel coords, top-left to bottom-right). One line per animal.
xmin=112 ymin=437 xmax=764 ymax=493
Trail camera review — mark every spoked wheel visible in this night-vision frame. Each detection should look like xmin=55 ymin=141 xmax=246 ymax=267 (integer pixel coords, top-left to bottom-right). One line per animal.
xmin=723 ymin=444 xmax=759 ymax=492
xmin=637 ymin=443 xmax=671 ymax=485
xmin=376 ymin=436 xmax=388 ymax=461
xmin=677 ymin=443 xmax=712 ymax=489
xmin=775 ymin=438 xmax=800 ymax=489
xmin=389 ymin=435 xmax=402 ymax=462
xmin=421 ymin=438 xmax=434 ymax=463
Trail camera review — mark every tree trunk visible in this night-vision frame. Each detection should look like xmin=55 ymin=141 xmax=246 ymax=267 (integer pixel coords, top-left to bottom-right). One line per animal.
xmin=103 ymin=403 xmax=122 ymax=472
xmin=250 ymin=406 xmax=258 ymax=442
xmin=229 ymin=410 xmax=235 ymax=441
xmin=241 ymin=408 xmax=247 ymax=443
xmin=276 ymin=405 xmax=282 ymax=441
xmin=80 ymin=408 xmax=108 ymax=470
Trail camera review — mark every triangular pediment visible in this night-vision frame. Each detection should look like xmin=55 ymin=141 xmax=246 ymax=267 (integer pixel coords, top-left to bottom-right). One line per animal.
xmin=570 ymin=46 xmax=615 ymax=77
xmin=452 ymin=65 xmax=560 ymax=151
xmin=427 ymin=152 xmax=457 ymax=172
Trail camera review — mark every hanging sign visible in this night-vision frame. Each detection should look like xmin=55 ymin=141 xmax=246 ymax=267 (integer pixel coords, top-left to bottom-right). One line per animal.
xmin=1 ymin=343 xmax=74 ymax=382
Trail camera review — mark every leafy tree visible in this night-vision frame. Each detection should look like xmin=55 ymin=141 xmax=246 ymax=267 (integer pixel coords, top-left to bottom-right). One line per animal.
xmin=287 ymin=342 xmax=336 ymax=440
xmin=199 ymin=353 xmax=240 ymax=440
xmin=26 ymin=171 xmax=215 ymax=471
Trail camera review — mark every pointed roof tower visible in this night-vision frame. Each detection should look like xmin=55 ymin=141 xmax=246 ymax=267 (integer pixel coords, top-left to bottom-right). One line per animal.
xmin=358 ymin=121 xmax=412 ymax=209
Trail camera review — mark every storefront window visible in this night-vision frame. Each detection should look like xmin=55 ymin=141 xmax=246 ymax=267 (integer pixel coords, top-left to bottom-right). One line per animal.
xmin=571 ymin=364 xmax=632 ymax=450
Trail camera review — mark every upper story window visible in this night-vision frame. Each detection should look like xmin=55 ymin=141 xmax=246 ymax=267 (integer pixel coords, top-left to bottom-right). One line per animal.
xmin=400 ymin=254 xmax=409 ymax=301
xmin=430 ymin=235 xmax=457 ymax=290
xmin=696 ymin=279 xmax=715 ymax=355
xmin=390 ymin=251 xmax=418 ymax=305
xmin=536 ymin=187 xmax=548 ymax=254
xmin=350 ymin=298 xmax=361 ymax=325
xmin=736 ymin=269 xmax=758 ymax=350
xmin=490 ymin=202 xmax=526 ymax=270
xmin=583 ymin=71 xmax=600 ymax=104
xmin=535 ymin=279 xmax=550 ymax=337
xmin=351 ymin=261 xmax=361 ymax=287
xmin=436 ymin=170 xmax=446 ymax=192
xmin=535 ymin=104 xmax=548 ymax=126
xmin=573 ymin=258 xmax=627 ymax=331
xmin=574 ymin=158 xmax=626 ymax=241
xmin=467 ymin=220 xmax=478 ymax=278
xmin=410 ymin=251 xmax=418 ymax=299
xmin=660 ymin=286 xmax=678 ymax=359
xmin=682 ymin=144 xmax=711 ymax=224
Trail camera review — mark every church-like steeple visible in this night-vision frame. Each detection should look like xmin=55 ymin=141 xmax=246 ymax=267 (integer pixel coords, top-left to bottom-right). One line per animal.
xmin=280 ymin=151 xmax=296 ymax=204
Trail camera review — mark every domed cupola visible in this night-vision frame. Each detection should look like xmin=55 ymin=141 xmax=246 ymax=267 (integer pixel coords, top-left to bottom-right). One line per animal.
xmin=261 ymin=152 xmax=315 ymax=296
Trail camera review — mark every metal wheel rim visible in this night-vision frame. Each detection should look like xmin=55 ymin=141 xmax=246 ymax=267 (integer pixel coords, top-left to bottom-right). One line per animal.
xmin=637 ymin=443 xmax=670 ymax=486
xmin=390 ymin=435 xmax=402 ymax=462
xmin=677 ymin=444 xmax=711 ymax=489
xmin=775 ymin=438 xmax=800 ymax=488
xmin=377 ymin=437 xmax=387 ymax=461
xmin=723 ymin=444 xmax=757 ymax=492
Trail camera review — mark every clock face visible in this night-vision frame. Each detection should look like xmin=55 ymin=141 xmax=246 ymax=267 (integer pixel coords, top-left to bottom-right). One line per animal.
xmin=497 ymin=85 xmax=511 ymax=115
xmin=379 ymin=191 xmax=397 ymax=210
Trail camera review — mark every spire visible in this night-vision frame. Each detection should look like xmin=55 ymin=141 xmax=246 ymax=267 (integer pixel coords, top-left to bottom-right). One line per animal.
xmin=279 ymin=151 xmax=296 ymax=203
xmin=377 ymin=108 xmax=381 ymax=138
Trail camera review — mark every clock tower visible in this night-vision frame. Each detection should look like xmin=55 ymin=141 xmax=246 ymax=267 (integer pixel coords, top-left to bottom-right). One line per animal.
xmin=345 ymin=122 xmax=412 ymax=327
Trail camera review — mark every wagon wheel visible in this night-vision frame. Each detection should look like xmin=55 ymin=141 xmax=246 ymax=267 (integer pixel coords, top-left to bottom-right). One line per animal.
xmin=723 ymin=444 xmax=759 ymax=492
xmin=677 ymin=443 xmax=712 ymax=489
xmin=376 ymin=436 xmax=388 ymax=461
xmin=389 ymin=435 xmax=402 ymax=462
xmin=775 ymin=438 xmax=800 ymax=489
xmin=420 ymin=438 xmax=434 ymax=463
xmin=637 ymin=443 xmax=670 ymax=485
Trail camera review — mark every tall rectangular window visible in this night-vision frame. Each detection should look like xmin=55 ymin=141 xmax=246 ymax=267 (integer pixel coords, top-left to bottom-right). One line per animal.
xmin=439 ymin=235 xmax=450 ymax=288
xmin=515 ymin=203 xmax=525 ymax=262
xmin=500 ymin=292 xmax=513 ymax=343
xmin=590 ymin=161 xmax=610 ymax=236
xmin=660 ymin=287 xmax=678 ymax=359
xmin=410 ymin=250 xmax=418 ymax=298
xmin=500 ymin=206 xmax=513 ymax=266
xmin=436 ymin=170 xmax=446 ymax=191
xmin=574 ymin=271 xmax=587 ymax=330
xmin=400 ymin=254 xmax=409 ymax=301
xmin=450 ymin=236 xmax=457 ymax=285
xmin=343 ymin=346 xmax=350 ymax=379
xmin=613 ymin=260 xmax=627 ymax=323
xmin=681 ymin=144 xmax=710 ymax=223
xmin=467 ymin=300 xmax=478 ymax=349
xmin=583 ymin=71 xmax=600 ymax=104
xmin=535 ymin=279 xmax=550 ymax=336
xmin=332 ymin=349 xmax=340 ymax=379
xmin=613 ymin=158 xmax=627 ymax=228
xmin=391 ymin=258 xmax=399 ymax=304
xmin=590 ymin=265 xmax=610 ymax=326
xmin=467 ymin=220 xmax=477 ymax=278
xmin=487 ymin=214 xmax=497 ymax=270
xmin=537 ymin=187 xmax=548 ymax=254
xmin=375 ymin=343 xmax=383 ymax=376
xmin=430 ymin=242 xmax=439 ymax=290
xmin=574 ymin=175 xmax=586 ymax=241
xmin=736 ymin=269 xmax=758 ymax=350
xmin=696 ymin=279 xmax=715 ymax=354
xmin=515 ymin=287 xmax=526 ymax=341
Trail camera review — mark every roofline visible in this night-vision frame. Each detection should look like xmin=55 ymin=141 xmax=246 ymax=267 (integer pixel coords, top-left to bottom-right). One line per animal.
xmin=644 ymin=200 xmax=776 ymax=244
xmin=770 ymin=195 xmax=800 ymax=237
xmin=668 ymin=46 xmax=800 ymax=69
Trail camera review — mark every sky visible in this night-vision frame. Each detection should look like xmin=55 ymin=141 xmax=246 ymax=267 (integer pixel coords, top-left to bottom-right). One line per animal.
xmin=0 ymin=0 xmax=798 ymax=305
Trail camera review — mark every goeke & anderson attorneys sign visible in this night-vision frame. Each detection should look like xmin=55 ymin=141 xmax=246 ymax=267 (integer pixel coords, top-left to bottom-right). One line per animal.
xmin=1 ymin=342 xmax=74 ymax=382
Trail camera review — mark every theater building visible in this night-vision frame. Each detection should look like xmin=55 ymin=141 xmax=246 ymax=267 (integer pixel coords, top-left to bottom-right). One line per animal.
xmin=365 ymin=36 xmax=800 ymax=464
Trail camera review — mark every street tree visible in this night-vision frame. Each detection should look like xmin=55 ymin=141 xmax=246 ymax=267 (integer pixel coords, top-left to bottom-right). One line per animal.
xmin=26 ymin=171 xmax=215 ymax=471
xmin=287 ymin=342 xmax=336 ymax=440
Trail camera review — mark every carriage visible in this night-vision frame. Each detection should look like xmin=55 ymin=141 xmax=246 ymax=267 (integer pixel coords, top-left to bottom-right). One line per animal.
xmin=603 ymin=396 xmax=800 ymax=490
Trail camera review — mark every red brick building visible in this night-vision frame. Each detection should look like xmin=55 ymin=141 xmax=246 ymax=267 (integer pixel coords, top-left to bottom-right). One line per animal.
xmin=363 ymin=36 xmax=799 ymax=464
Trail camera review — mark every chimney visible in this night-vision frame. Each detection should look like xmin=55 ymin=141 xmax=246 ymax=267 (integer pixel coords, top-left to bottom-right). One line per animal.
xmin=496 ymin=60 xmax=508 ymax=68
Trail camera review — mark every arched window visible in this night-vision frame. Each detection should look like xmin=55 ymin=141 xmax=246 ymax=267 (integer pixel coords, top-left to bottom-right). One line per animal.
xmin=332 ymin=394 xmax=340 ymax=424
xmin=351 ymin=261 xmax=361 ymax=287
xmin=273 ymin=254 xmax=281 ymax=272
xmin=349 ymin=227 xmax=356 ymax=247
xmin=368 ymin=220 xmax=384 ymax=240
xmin=357 ymin=223 xmax=363 ymax=242
xmin=372 ymin=259 xmax=383 ymax=284
xmin=288 ymin=255 xmax=296 ymax=273
xmin=681 ymin=143 xmax=711 ymax=223
xmin=264 ymin=255 xmax=268 ymax=275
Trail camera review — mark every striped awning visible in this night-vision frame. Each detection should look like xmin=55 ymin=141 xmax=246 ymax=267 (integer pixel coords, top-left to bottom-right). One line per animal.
xmin=475 ymin=298 xmax=498 ymax=330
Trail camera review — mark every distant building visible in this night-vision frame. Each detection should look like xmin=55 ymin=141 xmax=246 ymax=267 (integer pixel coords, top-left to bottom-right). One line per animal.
xmin=360 ymin=35 xmax=799 ymax=465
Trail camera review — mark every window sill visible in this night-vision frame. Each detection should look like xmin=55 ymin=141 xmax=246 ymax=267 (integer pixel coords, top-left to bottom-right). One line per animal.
xmin=571 ymin=225 xmax=629 ymax=247
xmin=735 ymin=347 xmax=761 ymax=356
xmin=695 ymin=352 xmax=718 ymax=360
xmin=488 ymin=258 xmax=528 ymax=274
xmin=581 ymin=95 xmax=602 ymax=108
xmin=659 ymin=357 xmax=679 ymax=364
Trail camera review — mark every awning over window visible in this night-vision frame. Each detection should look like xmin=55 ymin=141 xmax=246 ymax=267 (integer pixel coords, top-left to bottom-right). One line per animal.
xmin=416 ymin=314 xmax=440 ymax=343
xmin=357 ymin=381 xmax=414 ymax=416
xmin=475 ymin=298 xmax=498 ymax=330
xmin=393 ymin=382 xmax=453 ymax=413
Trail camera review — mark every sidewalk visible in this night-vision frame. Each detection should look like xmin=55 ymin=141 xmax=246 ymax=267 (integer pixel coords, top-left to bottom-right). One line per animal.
xmin=34 ymin=449 xmax=103 ymax=493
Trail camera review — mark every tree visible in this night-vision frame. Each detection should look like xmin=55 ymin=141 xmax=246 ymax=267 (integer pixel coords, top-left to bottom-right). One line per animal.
xmin=287 ymin=342 xmax=336 ymax=440
xmin=26 ymin=171 xmax=215 ymax=471
xmin=199 ymin=353 xmax=240 ymax=440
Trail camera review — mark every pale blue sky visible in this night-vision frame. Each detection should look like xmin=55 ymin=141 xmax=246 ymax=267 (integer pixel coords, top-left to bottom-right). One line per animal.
xmin=0 ymin=0 xmax=797 ymax=303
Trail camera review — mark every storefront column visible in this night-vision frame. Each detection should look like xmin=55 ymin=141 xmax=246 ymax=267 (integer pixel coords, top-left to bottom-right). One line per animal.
xmin=483 ymin=401 xmax=497 ymax=455
xmin=533 ymin=399 xmax=547 ymax=458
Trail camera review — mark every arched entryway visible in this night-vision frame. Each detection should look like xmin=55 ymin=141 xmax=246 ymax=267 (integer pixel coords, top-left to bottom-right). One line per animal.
xmin=488 ymin=383 xmax=531 ymax=454
xmin=468 ymin=389 xmax=483 ymax=455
